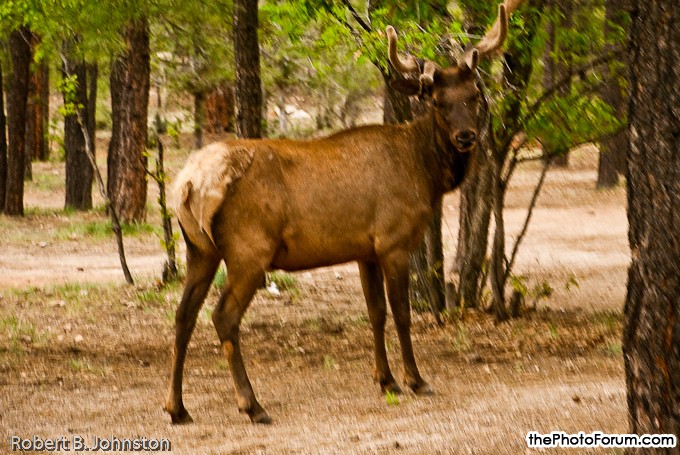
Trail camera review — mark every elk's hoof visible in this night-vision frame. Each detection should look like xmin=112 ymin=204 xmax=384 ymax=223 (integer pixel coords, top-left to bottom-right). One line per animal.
xmin=411 ymin=381 xmax=435 ymax=396
xmin=167 ymin=406 xmax=194 ymax=425
xmin=381 ymin=381 xmax=403 ymax=395
xmin=249 ymin=409 xmax=273 ymax=425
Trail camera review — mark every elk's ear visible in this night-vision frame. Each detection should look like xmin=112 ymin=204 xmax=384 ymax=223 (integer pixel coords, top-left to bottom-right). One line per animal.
xmin=390 ymin=78 xmax=421 ymax=96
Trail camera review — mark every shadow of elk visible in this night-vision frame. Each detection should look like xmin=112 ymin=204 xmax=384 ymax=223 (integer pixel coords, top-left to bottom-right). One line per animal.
xmin=165 ymin=0 xmax=522 ymax=424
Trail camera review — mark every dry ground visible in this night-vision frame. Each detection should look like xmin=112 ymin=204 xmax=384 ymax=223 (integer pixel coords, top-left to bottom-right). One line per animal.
xmin=0 ymin=141 xmax=629 ymax=454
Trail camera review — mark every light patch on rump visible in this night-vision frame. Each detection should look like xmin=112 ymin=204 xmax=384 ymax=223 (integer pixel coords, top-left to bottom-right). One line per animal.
xmin=172 ymin=143 xmax=255 ymax=249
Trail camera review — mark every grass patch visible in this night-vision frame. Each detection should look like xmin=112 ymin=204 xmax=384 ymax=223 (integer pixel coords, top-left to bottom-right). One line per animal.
xmin=593 ymin=310 xmax=621 ymax=331
xmin=56 ymin=220 xmax=158 ymax=240
xmin=606 ymin=342 xmax=622 ymax=356
xmin=0 ymin=316 xmax=43 ymax=353
xmin=213 ymin=266 xmax=227 ymax=289
xmin=323 ymin=355 xmax=336 ymax=371
xmin=451 ymin=322 xmax=471 ymax=352
xmin=28 ymin=171 xmax=63 ymax=193
xmin=69 ymin=357 xmax=106 ymax=376
xmin=267 ymin=271 xmax=301 ymax=301
xmin=385 ymin=390 xmax=400 ymax=406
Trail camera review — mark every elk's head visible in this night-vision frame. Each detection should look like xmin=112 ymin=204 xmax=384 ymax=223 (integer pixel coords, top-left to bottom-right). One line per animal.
xmin=387 ymin=1 xmax=520 ymax=152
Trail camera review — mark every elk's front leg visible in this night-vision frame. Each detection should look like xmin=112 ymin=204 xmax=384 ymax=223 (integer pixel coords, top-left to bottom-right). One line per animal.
xmin=380 ymin=251 xmax=433 ymax=395
xmin=212 ymin=266 xmax=271 ymax=424
xmin=358 ymin=261 xmax=401 ymax=394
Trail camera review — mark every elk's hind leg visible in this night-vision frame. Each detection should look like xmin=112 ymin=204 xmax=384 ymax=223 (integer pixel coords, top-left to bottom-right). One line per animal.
xmin=212 ymin=263 xmax=270 ymax=424
xmin=358 ymin=261 xmax=401 ymax=394
xmin=165 ymin=234 xmax=221 ymax=424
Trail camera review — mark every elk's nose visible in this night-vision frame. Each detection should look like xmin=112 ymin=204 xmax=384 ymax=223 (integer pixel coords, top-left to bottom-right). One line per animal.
xmin=455 ymin=130 xmax=477 ymax=149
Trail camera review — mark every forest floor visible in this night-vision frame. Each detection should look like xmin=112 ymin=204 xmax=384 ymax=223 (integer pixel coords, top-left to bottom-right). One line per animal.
xmin=0 ymin=139 xmax=629 ymax=454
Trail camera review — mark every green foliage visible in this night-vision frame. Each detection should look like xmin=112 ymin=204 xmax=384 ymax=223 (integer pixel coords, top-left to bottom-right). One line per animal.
xmin=213 ymin=265 xmax=227 ymax=289
xmin=267 ymin=271 xmax=299 ymax=293
xmin=57 ymin=220 xmax=157 ymax=240
xmin=57 ymin=74 xmax=84 ymax=116
xmin=385 ymin=390 xmax=400 ymax=406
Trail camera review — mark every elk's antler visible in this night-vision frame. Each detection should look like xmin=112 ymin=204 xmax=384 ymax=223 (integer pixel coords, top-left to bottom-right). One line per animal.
xmin=462 ymin=0 xmax=524 ymax=70
xmin=387 ymin=25 xmax=419 ymax=73
xmin=386 ymin=25 xmax=439 ymax=88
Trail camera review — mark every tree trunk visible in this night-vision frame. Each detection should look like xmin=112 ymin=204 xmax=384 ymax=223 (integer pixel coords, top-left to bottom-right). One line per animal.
xmin=623 ymin=0 xmax=680 ymax=445
xmin=452 ymin=153 xmax=493 ymax=309
xmin=0 ymin=61 xmax=7 ymax=209
xmin=597 ymin=0 xmax=628 ymax=188
xmin=63 ymin=47 xmax=93 ymax=211
xmin=204 ymin=83 xmax=234 ymax=133
xmin=108 ymin=19 xmax=150 ymax=223
xmin=233 ymin=0 xmax=262 ymax=139
xmin=193 ymin=90 xmax=204 ymax=149
xmin=5 ymin=27 xmax=32 ymax=216
xmin=489 ymin=1 xmax=545 ymax=321
xmin=86 ymin=63 xmax=97 ymax=160
xmin=24 ymin=33 xmax=49 ymax=175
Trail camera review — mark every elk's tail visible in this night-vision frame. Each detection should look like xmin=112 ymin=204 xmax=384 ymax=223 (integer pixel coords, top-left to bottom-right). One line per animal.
xmin=172 ymin=143 xmax=255 ymax=252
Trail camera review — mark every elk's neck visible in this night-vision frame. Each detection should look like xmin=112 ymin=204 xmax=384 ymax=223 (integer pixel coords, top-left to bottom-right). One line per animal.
xmin=408 ymin=109 xmax=472 ymax=199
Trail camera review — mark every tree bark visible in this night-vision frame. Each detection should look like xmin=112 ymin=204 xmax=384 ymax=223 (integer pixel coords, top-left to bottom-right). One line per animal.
xmin=24 ymin=33 xmax=49 ymax=174
xmin=193 ymin=90 xmax=204 ymax=149
xmin=5 ymin=27 xmax=32 ymax=216
xmin=86 ymin=63 xmax=97 ymax=160
xmin=597 ymin=0 xmax=628 ymax=188
xmin=108 ymin=18 xmax=150 ymax=222
xmin=62 ymin=45 xmax=93 ymax=211
xmin=0 ymin=61 xmax=7 ymax=209
xmin=204 ymin=82 xmax=234 ymax=133
xmin=623 ymin=0 xmax=680 ymax=446
xmin=233 ymin=0 xmax=262 ymax=139
xmin=452 ymin=152 xmax=493 ymax=309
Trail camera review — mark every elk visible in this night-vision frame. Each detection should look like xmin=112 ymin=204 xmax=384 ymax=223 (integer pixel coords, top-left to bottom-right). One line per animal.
xmin=165 ymin=0 xmax=521 ymax=425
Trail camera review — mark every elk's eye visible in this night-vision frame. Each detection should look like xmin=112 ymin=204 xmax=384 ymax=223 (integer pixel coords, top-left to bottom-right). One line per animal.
xmin=432 ymin=99 xmax=440 ymax=108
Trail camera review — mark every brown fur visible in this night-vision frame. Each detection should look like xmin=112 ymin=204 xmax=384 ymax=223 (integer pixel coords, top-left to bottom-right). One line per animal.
xmin=165 ymin=5 xmax=516 ymax=424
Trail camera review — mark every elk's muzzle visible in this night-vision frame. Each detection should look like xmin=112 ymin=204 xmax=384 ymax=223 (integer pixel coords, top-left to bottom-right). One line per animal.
xmin=453 ymin=129 xmax=477 ymax=151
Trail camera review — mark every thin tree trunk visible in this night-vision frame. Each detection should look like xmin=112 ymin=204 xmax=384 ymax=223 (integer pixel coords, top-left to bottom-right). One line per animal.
xmin=233 ymin=0 xmax=262 ymax=139
xmin=62 ymin=43 xmax=93 ymax=210
xmin=193 ymin=90 xmax=204 ymax=149
xmin=86 ymin=63 xmax=97 ymax=160
xmin=489 ymin=0 xmax=545 ymax=321
xmin=5 ymin=27 xmax=32 ymax=216
xmin=623 ymin=0 xmax=680 ymax=445
xmin=108 ymin=18 xmax=150 ymax=223
xmin=489 ymin=147 xmax=509 ymax=322
xmin=0 ymin=61 xmax=7 ymax=209
xmin=597 ymin=0 xmax=628 ymax=188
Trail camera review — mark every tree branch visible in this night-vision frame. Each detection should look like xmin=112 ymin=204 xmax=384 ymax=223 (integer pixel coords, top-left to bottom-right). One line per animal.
xmin=518 ymin=45 xmax=625 ymax=136
xmin=341 ymin=0 xmax=372 ymax=32
xmin=504 ymin=156 xmax=552 ymax=282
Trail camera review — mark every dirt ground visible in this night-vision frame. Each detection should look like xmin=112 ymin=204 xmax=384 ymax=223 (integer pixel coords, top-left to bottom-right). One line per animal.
xmin=0 ymin=143 xmax=629 ymax=454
